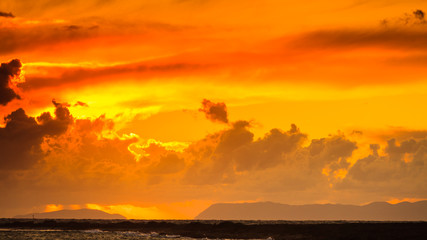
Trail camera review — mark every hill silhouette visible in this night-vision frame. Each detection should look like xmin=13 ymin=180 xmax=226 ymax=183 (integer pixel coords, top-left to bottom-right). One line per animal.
xmin=195 ymin=201 xmax=427 ymax=220
xmin=14 ymin=208 xmax=126 ymax=219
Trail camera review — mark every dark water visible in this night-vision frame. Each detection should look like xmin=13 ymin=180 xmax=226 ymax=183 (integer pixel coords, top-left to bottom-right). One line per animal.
xmin=1 ymin=219 xmax=426 ymax=240
xmin=0 ymin=229 xmax=197 ymax=240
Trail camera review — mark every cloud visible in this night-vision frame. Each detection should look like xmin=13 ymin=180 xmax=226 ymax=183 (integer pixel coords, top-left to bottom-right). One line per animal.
xmin=0 ymin=59 xmax=22 ymax=105
xmin=233 ymin=124 xmax=307 ymax=171
xmin=0 ymin=11 xmax=14 ymax=18
xmin=0 ymin=21 xmax=100 ymax=55
xmin=64 ymin=25 xmax=81 ymax=31
xmin=1 ymin=101 xmax=425 ymax=215
xmin=146 ymin=152 xmax=186 ymax=174
xmin=339 ymin=137 xmax=427 ymax=196
xmin=291 ymin=28 xmax=427 ymax=51
xmin=199 ymin=99 xmax=229 ymax=124
xmin=381 ymin=9 xmax=426 ymax=26
xmin=183 ymin=122 xmax=308 ymax=184
xmin=0 ymin=113 xmax=140 ymax=195
xmin=183 ymin=121 xmax=253 ymax=184
xmin=20 ymin=61 xmax=206 ymax=90
xmin=73 ymin=101 xmax=89 ymax=107
xmin=0 ymin=69 xmax=425 ymax=212
xmin=181 ymin=120 xmax=359 ymax=193
xmin=305 ymin=135 xmax=357 ymax=172
xmin=413 ymin=10 xmax=425 ymax=21
xmin=0 ymin=100 xmax=73 ymax=169
xmin=371 ymin=128 xmax=427 ymax=142
xmin=287 ymin=10 xmax=427 ymax=52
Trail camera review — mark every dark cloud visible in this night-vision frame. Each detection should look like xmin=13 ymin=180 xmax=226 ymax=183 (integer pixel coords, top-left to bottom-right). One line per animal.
xmin=413 ymin=10 xmax=425 ymax=21
xmin=0 ymin=23 xmax=99 ymax=55
xmin=20 ymin=61 xmax=205 ymax=90
xmin=292 ymin=29 xmax=427 ymax=51
xmin=73 ymin=101 xmax=89 ymax=107
xmin=0 ymin=15 xmax=194 ymax=56
xmin=39 ymin=100 xmax=73 ymax=135
xmin=0 ymin=11 xmax=14 ymax=18
xmin=0 ymin=59 xmax=22 ymax=106
xmin=64 ymin=25 xmax=81 ymax=31
xmin=0 ymin=101 xmax=73 ymax=170
xmin=199 ymin=99 xmax=229 ymax=124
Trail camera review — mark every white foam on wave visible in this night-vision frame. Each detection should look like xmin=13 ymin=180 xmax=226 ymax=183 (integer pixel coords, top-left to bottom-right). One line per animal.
xmin=83 ymin=229 xmax=104 ymax=233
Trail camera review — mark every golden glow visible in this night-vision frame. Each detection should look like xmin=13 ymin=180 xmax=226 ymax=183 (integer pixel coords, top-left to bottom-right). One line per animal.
xmin=86 ymin=204 xmax=172 ymax=220
xmin=137 ymin=139 xmax=190 ymax=153
xmin=387 ymin=198 xmax=427 ymax=204
xmin=333 ymin=169 xmax=348 ymax=180
xmin=322 ymin=167 xmax=330 ymax=177
xmin=69 ymin=205 xmax=82 ymax=210
xmin=44 ymin=204 xmax=64 ymax=213
xmin=403 ymin=153 xmax=414 ymax=163
xmin=86 ymin=201 xmax=212 ymax=220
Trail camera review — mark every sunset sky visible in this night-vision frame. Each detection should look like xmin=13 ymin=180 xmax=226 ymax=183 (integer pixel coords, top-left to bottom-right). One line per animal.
xmin=1 ymin=0 xmax=427 ymax=219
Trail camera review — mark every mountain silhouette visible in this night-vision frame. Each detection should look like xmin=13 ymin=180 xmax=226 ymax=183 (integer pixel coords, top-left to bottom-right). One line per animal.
xmin=195 ymin=201 xmax=427 ymax=220
xmin=14 ymin=208 xmax=126 ymax=219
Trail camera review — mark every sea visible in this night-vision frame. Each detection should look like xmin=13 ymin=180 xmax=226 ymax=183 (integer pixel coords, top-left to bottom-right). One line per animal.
xmin=0 ymin=228 xmax=199 ymax=240
xmin=1 ymin=219 xmax=426 ymax=240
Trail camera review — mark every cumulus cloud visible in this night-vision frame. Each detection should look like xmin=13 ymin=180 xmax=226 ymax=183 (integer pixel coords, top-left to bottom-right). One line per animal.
xmin=305 ymin=135 xmax=357 ymax=172
xmin=233 ymin=124 xmax=307 ymax=171
xmin=183 ymin=122 xmax=309 ymax=184
xmin=0 ymin=59 xmax=22 ymax=105
xmin=199 ymin=99 xmax=229 ymax=124
xmin=183 ymin=121 xmax=251 ymax=184
xmin=179 ymin=120 xmax=361 ymax=192
xmin=0 ymin=11 xmax=14 ymax=18
xmin=339 ymin=137 xmax=427 ymax=196
xmin=146 ymin=152 xmax=185 ymax=175
xmin=0 ymin=100 xmax=72 ymax=169
xmin=0 ymin=74 xmax=425 ymax=211
xmin=39 ymin=115 xmax=139 ymax=186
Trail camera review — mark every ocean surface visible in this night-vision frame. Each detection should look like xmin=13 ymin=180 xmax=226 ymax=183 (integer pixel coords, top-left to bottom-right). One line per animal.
xmin=0 ymin=229 xmax=199 ymax=240
xmin=1 ymin=219 xmax=426 ymax=240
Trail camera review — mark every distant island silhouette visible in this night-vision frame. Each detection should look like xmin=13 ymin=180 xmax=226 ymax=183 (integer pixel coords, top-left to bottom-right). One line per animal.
xmin=14 ymin=208 xmax=126 ymax=219
xmin=195 ymin=201 xmax=427 ymax=220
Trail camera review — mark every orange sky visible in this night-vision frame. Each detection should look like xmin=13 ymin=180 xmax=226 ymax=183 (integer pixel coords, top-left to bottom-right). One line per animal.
xmin=0 ymin=0 xmax=427 ymax=219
